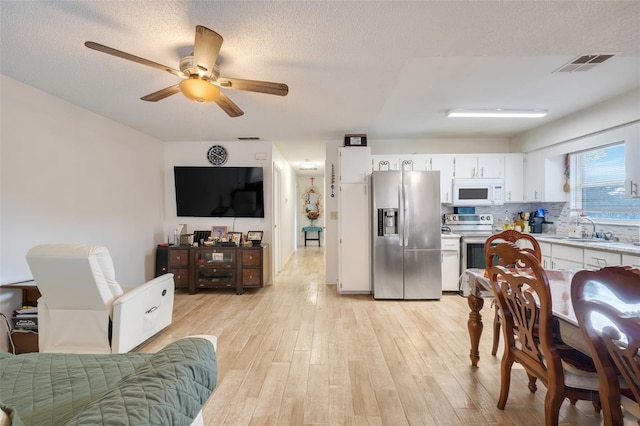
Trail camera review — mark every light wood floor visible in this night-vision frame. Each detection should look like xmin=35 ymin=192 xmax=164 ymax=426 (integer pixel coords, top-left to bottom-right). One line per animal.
xmin=139 ymin=247 xmax=605 ymax=425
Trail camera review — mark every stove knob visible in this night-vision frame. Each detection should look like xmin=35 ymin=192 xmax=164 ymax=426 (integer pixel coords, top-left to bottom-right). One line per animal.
xmin=480 ymin=215 xmax=485 ymax=221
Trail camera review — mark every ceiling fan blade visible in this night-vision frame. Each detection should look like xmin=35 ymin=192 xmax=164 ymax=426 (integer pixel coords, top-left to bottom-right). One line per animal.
xmin=216 ymin=78 xmax=289 ymax=96
xmin=193 ymin=26 xmax=223 ymax=78
xmin=141 ymin=84 xmax=181 ymax=102
xmin=215 ymin=92 xmax=244 ymax=117
xmin=85 ymin=41 xmax=183 ymax=78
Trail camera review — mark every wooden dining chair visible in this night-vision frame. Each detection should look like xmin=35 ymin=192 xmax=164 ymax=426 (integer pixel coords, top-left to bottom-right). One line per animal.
xmin=484 ymin=230 xmax=542 ymax=355
xmin=571 ymin=266 xmax=640 ymax=425
xmin=486 ymin=242 xmax=601 ymax=426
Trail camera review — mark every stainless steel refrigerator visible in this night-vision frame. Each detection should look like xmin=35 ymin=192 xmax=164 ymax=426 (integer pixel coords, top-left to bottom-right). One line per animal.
xmin=371 ymin=170 xmax=442 ymax=299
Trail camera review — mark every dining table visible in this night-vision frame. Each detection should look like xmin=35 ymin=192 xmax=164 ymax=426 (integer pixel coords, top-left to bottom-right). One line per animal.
xmin=464 ymin=267 xmax=587 ymax=367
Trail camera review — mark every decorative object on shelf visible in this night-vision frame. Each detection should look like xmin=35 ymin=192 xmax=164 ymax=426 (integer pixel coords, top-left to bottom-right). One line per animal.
xmin=344 ymin=133 xmax=367 ymax=147
xmin=211 ymin=226 xmax=228 ymax=240
xmin=228 ymin=232 xmax=242 ymax=245
xmin=331 ymin=164 xmax=335 ymax=198
xmin=207 ymin=145 xmax=228 ymax=166
xmin=247 ymin=231 xmax=263 ymax=246
xmin=302 ymin=176 xmax=322 ymax=226
xmin=563 ymin=153 xmax=570 ymax=192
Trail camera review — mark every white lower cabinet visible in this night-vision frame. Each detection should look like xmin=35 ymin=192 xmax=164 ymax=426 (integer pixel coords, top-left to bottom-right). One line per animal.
xmin=441 ymin=235 xmax=460 ymax=292
xmin=622 ymin=253 xmax=640 ymax=267
xmin=338 ymin=183 xmax=371 ymax=293
xmin=550 ymin=244 xmax=583 ymax=270
xmin=584 ymin=248 xmax=622 ymax=269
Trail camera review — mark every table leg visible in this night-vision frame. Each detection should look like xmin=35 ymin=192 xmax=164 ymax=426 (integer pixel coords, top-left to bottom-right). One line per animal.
xmin=467 ymin=293 xmax=484 ymax=367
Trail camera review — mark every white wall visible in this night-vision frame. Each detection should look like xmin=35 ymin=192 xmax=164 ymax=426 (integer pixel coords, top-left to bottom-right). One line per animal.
xmin=162 ymin=141 xmax=273 ymax=243
xmin=0 ymin=75 xmax=165 ymax=350
xmin=271 ymin=145 xmax=297 ymax=274
xmin=512 ymin=88 xmax=640 ymax=154
xmin=324 ymin=140 xmax=341 ymax=285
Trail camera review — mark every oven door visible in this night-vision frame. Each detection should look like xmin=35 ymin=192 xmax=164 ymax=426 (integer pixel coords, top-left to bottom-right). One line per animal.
xmin=461 ymin=234 xmax=491 ymax=272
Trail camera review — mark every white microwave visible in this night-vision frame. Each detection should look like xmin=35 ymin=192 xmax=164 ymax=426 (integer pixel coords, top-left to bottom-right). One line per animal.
xmin=452 ymin=178 xmax=504 ymax=206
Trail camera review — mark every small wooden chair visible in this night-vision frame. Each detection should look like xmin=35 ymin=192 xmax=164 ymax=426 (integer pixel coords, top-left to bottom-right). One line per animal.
xmin=486 ymin=242 xmax=601 ymax=426
xmin=484 ymin=230 xmax=542 ymax=355
xmin=571 ymin=266 xmax=640 ymax=425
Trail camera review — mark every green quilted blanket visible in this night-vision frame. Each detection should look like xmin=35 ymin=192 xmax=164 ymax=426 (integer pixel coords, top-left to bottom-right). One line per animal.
xmin=0 ymin=337 xmax=217 ymax=426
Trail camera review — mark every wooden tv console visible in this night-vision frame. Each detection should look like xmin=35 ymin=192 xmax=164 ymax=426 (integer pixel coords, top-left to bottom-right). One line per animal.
xmin=155 ymin=244 xmax=269 ymax=295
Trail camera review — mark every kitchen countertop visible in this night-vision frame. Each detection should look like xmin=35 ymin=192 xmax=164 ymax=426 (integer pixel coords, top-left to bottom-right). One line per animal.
xmin=441 ymin=233 xmax=461 ymax=239
xmin=533 ymin=233 xmax=640 ymax=256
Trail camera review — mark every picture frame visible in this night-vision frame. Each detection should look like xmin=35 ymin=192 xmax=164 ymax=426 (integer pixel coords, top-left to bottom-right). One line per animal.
xmin=211 ymin=226 xmax=228 ymax=240
xmin=228 ymin=232 xmax=243 ymax=245
xmin=247 ymin=231 xmax=263 ymax=246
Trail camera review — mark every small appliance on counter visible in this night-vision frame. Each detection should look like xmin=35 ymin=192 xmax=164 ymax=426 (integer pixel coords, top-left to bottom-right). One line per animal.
xmin=529 ymin=209 xmax=553 ymax=234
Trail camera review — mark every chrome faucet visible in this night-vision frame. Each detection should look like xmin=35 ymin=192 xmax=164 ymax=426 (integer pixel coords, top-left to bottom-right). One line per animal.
xmin=578 ymin=215 xmax=596 ymax=238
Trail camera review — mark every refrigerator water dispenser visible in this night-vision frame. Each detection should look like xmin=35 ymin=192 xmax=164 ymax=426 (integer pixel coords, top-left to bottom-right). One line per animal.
xmin=378 ymin=208 xmax=398 ymax=236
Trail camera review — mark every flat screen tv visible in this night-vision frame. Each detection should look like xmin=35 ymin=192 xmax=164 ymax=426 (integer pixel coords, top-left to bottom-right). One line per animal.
xmin=174 ymin=166 xmax=264 ymax=218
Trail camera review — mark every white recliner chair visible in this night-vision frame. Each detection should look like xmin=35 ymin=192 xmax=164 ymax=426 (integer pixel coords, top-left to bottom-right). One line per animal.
xmin=26 ymin=244 xmax=175 ymax=354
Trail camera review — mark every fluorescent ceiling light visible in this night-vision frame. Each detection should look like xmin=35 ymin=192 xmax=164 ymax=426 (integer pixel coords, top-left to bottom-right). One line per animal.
xmin=300 ymin=161 xmax=317 ymax=170
xmin=446 ymin=109 xmax=548 ymax=118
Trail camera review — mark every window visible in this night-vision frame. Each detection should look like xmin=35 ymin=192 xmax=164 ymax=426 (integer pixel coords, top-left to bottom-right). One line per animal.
xmin=571 ymin=143 xmax=640 ymax=222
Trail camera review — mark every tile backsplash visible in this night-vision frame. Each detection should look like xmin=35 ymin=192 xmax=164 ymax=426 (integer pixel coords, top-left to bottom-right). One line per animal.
xmin=443 ymin=202 xmax=640 ymax=243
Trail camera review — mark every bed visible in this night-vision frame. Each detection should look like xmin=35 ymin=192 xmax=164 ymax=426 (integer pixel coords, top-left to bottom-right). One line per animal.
xmin=0 ymin=335 xmax=217 ymax=426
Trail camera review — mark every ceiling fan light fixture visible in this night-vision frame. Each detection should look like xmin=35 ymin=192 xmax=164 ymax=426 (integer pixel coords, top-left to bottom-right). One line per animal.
xmin=446 ymin=109 xmax=548 ymax=118
xmin=179 ymin=78 xmax=220 ymax=103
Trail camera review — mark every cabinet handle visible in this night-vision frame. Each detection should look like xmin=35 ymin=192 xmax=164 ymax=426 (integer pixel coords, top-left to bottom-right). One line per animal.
xmin=508 ymin=191 xmax=512 ymax=200
xmin=534 ymin=190 xmax=539 ymax=200
xmin=592 ymin=257 xmax=607 ymax=266
xmin=480 ymin=167 xmax=484 ymax=176
xmin=176 ymin=256 xmax=181 ymax=260
xmin=630 ymin=180 xmax=638 ymax=197
xmin=472 ymin=167 xmax=476 ymax=177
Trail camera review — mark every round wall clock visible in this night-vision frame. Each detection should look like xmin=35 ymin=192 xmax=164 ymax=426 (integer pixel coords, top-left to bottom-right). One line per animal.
xmin=207 ymin=145 xmax=228 ymax=166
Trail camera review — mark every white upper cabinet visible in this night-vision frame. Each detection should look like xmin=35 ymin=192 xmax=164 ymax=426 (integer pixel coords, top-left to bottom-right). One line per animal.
xmin=626 ymin=136 xmax=639 ymax=198
xmin=371 ymin=155 xmax=399 ymax=172
xmin=453 ymin=155 xmax=503 ymax=178
xmin=399 ymin=155 xmax=429 ymax=171
xmin=504 ymin=154 xmax=524 ymax=202
xmin=427 ymin=154 xmax=455 ymax=203
xmin=340 ymin=147 xmax=372 ymax=183
xmin=524 ymin=153 xmax=567 ymax=202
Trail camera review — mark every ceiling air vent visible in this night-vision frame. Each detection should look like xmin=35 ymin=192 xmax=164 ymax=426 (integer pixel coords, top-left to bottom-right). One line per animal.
xmin=554 ymin=54 xmax=616 ymax=73
xmin=237 ymin=137 xmax=260 ymax=140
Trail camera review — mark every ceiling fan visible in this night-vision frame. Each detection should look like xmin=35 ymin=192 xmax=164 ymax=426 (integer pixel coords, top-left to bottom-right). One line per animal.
xmin=85 ymin=25 xmax=288 ymax=117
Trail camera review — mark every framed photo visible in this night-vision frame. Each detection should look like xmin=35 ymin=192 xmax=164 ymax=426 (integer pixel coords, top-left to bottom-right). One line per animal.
xmin=247 ymin=231 xmax=263 ymax=246
xmin=228 ymin=232 xmax=243 ymax=245
xmin=211 ymin=226 xmax=228 ymax=240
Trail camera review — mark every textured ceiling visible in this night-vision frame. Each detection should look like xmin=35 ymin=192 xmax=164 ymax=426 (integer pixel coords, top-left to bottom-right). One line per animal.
xmin=1 ymin=1 xmax=639 ymax=175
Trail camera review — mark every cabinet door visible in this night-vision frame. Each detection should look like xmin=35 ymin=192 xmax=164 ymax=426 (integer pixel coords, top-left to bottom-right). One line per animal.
xmin=399 ymin=155 xmax=428 ymax=171
xmin=371 ymin=155 xmax=399 ymax=172
xmin=623 ymin=253 xmax=640 ymax=267
xmin=339 ymin=147 xmax=371 ymax=183
xmin=524 ymin=152 xmax=544 ymax=201
xmin=504 ymin=154 xmax=524 ymax=202
xmin=626 ymin=137 xmax=640 ymax=198
xmin=428 ymin=154 xmax=454 ymax=203
xmin=453 ymin=156 xmax=478 ymax=178
xmin=477 ymin=155 xmax=504 ymax=178
xmin=584 ymin=249 xmax=621 ymax=269
xmin=339 ymin=183 xmax=371 ymax=293
xmin=551 ymin=244 xmax=583 ymax=269
xmin=441 ymin=250 xmax=460 ymax=291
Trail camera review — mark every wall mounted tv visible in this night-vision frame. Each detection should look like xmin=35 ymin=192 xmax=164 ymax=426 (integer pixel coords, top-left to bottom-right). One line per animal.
xmin=174 ymin=166 xmax=264 ymax=218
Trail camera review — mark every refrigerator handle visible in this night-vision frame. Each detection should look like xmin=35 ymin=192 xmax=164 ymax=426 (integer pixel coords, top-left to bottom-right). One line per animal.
xmin=398 ymin=185 xmax=404 ymax=246
xmin=402 ymin=184 xmax=409 ymax=246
